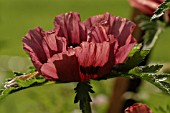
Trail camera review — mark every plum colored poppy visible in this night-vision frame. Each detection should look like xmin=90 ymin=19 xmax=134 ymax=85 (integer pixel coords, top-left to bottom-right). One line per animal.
xmin=128 ymin=0 xmax=165 ymax=15
xmin=124 ymin=103 xmax=153 ymax=113
xmin=22 ymin=12 xmax=136 ymax=82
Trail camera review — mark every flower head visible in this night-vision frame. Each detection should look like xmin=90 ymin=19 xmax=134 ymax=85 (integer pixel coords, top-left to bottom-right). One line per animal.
xmin=124 ymin=103 xmax=153 ymax=113
xmin=22 ymin=12 xmax=136 ymax=82
xmin=128 ymin=0 xmax=168 ymax=15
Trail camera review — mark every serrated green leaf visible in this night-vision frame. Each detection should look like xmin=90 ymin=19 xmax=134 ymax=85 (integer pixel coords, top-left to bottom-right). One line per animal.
xmin=0 ymin=75 xmax=48 ymax=101
xmin=1 ymin=87 xmax=16 ymax=95
xmin=16 ymin=79 xmax=35 ymax=87
xmin=34 ymin=76 xmax=46 ymax=83
xmin=0 ymin=87 xmax=16 ymax=100
xmin=151 ymin=0 xmax=170 ymax=20
xmin=104 ymin=65 xmax=170 ymax=94
xmin=128 ymin=44 xmax=142 ymax=57
xmin=134 ymin=74 xmax=170 ymax=94
xmin=28 ymin=66 xmax=36 ymax=73
xmin=128 ymin=66 xmax=170 ymax=94
xmin=119 ymin=49 xmax=150 ymax=71
xmin=16 ymin=75 xmax=46 ymax=87
xmin=140 ymin=65 xmax=163 ymax=73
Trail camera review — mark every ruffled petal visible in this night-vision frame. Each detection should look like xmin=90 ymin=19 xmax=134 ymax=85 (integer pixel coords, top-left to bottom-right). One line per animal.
xmin=88 ymin=25 xmax=109 ymax=43
xmin=74 ymin=40 xmax=118 ymax=80
xmin=84 ymin=12 xmax=110 ymax=29
xmin=113 ymin=18 xmax=136 ymax=46
xmin=22 ymin=27 xmax=48 ymax=71
xmin=75 ymin=42 xmax=111 ymax=67
xmin=23 ymin=27 xmax=47 ymax=62
xmin=115 ymin=42 xmax=136 ymax=64
xmin=43 ymin=28 xmax=59 ymax=52
xmin=102 ymin=16 xmax=136 ymax=46
xmin=96 ymin=40 xmax=118 ymax=77
xmin=42 ymin=51 xmax=81 ymax=82
xmin=54 ymin=12 xmax=87 ymax=45
xmin=43 ymin=34 xmax=67 ymax=57
xmin=54 ymin=54 xmax=80 ymax=82
xmin=41 ymin=63 xmax=59 ymax=80
xmin=84 ymin=13 xmax=136 ymax=46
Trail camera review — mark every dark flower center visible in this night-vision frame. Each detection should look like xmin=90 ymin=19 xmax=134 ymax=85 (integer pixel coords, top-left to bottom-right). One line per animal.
xmin=68 ymin=43 xmax=80 ymax=48
xmin=80 ymin=66 xmax=100 ymax=75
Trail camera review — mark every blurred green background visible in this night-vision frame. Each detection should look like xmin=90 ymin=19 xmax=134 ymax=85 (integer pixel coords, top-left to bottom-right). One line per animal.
xmin=0 ymin=0 xmax=170 ymax=113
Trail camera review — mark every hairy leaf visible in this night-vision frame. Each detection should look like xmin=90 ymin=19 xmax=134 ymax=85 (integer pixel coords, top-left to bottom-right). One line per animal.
xmin=136 ymin=65 xmax=163 ymax=73
xmin=0 ymin=74 xmax=48 ymax=100
xmin=16 ymin=76 xmax=46 ymax=87
xmin=128 ymin=66 xmax=170 ymax=94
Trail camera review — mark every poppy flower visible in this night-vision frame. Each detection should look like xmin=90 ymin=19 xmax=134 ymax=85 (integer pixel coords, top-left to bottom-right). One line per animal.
xmin=128 ymin=0 xmax=168 ymax=15
xmin=22 ymin=12 xmax=136 ymax=82
xmin=124 ymin=103 xmax=153 ymax=113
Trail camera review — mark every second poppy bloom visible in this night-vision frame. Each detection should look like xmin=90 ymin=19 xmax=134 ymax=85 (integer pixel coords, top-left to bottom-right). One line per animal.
xmin=22 ymin=12 xmax=136 ymax=82
xmin=128 ymin=0 xmax=170 ymax=18
xmin=125 ymin=103 xmax=153 ymax=113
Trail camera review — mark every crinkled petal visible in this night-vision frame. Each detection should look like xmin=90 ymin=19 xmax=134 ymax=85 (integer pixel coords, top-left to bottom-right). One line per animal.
xmin=43 ymin=35 xmax=67 ymax=57
xmin=74 ymin=40 xmax=118 ymax=79
xmin=84 ymin=12 xmax=110 ymax=29
xmin=54 ymin=54 xmax=80 ymax=82
xmin=74 ymin=42 xmax=111 ymax=67
xmin=88 ymin=25 xmax=109 ymax=43
xmin=84 ymin=13 xmax=136 ymax=46
xmin=54 ymin=12 xmax=87 ymax=45
xmin=23 ymin=27 xmax=67 ymax=72
xmin=114 ymin=18 xmax=136 ymax=46
xmin=97 ymin=40 xmax=118 ymax=77
xmin=115 ymin=42 xmax=136 ymax=64
xmin=22 ymin=27 xmax=48 ymax=71
xmin=41 ymin=63 xmax=59 ymax=80
xmin=43 ymin=28 xmax=59 ymax=52
xmin=41 ymin=52 xmax=81 ymax=82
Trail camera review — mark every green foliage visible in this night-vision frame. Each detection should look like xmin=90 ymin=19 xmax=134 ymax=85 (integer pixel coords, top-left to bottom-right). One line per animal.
xmin=0 ymin=87 xmax=15 ymax=100
xmin=107 ymin=65 xmax=170 ymax=94
xmin=140 ymin=65 xmax=163 ymax=73
xmin=74 ymin=81 xmax=95 ymax=113
xmin=124 ymin=49 xmax=150 ymax=69
xmin=128 ymin=66 xmax=170 ymax=94
xmin=0 ymin=66 xmax=47 ymax=100
xmin=0 ymin=74 xmax=48 ymax=100
xmin=151 ymin=0 xmax=170 ymax=20
xmin=16 ymin=76 xmax=46 ymax=87
xmin=154 ymin=105 xmax=170 ymax=113
xmin=137 ymin=16 xmax=165 ymax=49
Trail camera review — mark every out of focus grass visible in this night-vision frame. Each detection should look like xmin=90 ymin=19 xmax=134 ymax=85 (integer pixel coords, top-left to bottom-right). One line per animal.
xmin=0 ymin=0 xmax=170 ymax=113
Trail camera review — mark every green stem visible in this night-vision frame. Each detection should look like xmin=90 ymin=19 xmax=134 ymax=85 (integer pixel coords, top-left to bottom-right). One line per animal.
xmin=81 ymin=98 xmax=92 ymax=113
xmin=74 ymin=81 xmax=94 ymax=113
